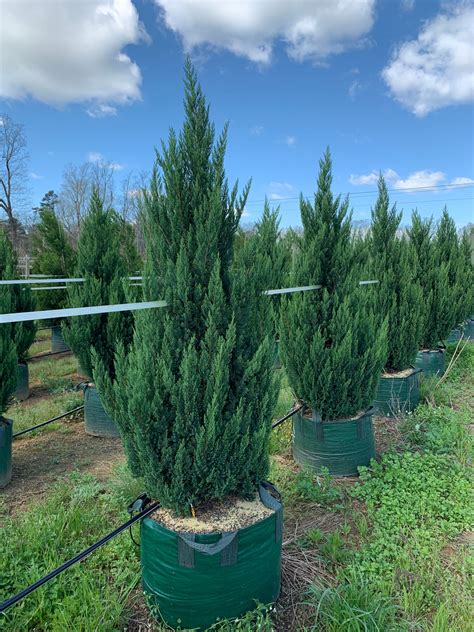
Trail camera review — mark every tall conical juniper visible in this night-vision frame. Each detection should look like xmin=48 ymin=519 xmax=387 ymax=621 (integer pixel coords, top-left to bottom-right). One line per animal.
xmin=368 ymin=176 xmax=423 ymax=371
xmin=435 ymin=208 xmax=466 ymax=330
xmin=62 ymin=189 xmax=136 ymax=379
xmin=94 ymin=62 xmax=277 ymax=516
xmin=233 ymin=200 xmax=290 ymax=342
xmin=280 ymin=149 xmax=387 ymax=420
xmin=31 ymin=199 xmax=76 ymax=313
xmin=0 ymin=230 xmax=36 ymax=362
xmin=0 ymin=284 xmax=17 ymax=417
xmin=408 ymin=211 xmax=453 ymax=349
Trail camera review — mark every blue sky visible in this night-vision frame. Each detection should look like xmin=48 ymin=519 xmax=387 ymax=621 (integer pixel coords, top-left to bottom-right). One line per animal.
xmin=1 ymin=0 xmax=473 ymax=227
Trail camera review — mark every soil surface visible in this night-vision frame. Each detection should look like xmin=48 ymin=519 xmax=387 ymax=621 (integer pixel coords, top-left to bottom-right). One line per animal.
xmin=1 ymin=420 xmax=125 ymax=516
xmin=152 ymin=495 xmax=274 ymax=533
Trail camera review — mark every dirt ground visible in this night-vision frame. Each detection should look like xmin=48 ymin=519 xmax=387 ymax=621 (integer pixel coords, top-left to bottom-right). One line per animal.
xmin=2 ymin=415 xmax=125 ymax=516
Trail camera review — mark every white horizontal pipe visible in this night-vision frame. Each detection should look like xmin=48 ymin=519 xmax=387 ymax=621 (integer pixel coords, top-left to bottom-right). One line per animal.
xmin=1 ymin=276 xmax=144 ymax=286
xmin=1 ymin=281 xmax=380 ymax=323
xmin=0 ymin=301 xmax=167 ymax=324
xmin=264 ymin=285 xmax=322 ymax=296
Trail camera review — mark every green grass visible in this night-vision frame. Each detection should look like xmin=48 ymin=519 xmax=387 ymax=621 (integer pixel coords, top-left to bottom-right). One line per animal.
xmin=6 ymin=353 xmax=83 ymax=436
xmin=7 ymin=391 xmax=84 ymax=437
xmin=0 ymin=345 xmax=472 ymax=630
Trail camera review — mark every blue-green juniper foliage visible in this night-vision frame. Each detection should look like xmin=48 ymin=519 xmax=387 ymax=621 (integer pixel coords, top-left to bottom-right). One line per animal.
xmin=280 ymin=149 xmax=387 ymax=420
xmin=94 ymin=62 xmax=277 ymax=515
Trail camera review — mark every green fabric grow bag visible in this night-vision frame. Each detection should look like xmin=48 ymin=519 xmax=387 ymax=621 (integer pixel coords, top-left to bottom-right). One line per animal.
xmin=0 ymin=418 xmax=13 ymax=488
xmin=465 ymin=318 xmax=474 ymax=340
xmin=14 ymin=362 xmax=29 ymax=401
xmin=51 ymin=325 xmax=70 ymax=353
xmin=83 ymin=384 xmax=120 ymax=438
xmin=373 ymin=368 xmax=421 ymax=417
xmin=414 ymin=348 xmax=446 ymax=377
xmin=141 ymin=483 xmax=283 ymax=630
xmin=292 ymin=408 xmax=375 ymax=477
xmin=446 ymin=326 xmax=464 ymax=344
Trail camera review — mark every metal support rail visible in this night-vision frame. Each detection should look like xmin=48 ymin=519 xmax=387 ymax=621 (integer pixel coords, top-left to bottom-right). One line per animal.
xmin=0 ymin=281 xmax=378 ymax=325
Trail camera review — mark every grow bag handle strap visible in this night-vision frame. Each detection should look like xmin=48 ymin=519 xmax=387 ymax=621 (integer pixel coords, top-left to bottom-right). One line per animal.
xmin=312 ymin=410 xmax=324 ymax=441
xmin=178 ymin=532 xmax=239 ymax=569
xmin=259 ymin=482 xmax=283 ymax=543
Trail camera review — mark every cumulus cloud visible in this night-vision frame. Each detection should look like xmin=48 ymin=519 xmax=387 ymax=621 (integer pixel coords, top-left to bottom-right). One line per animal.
xmin=87 ymin=151 xmax=124 ymax=171
xmin=0 ymin=0 xmax=147 ymax=110
xmin=86 ymin=104 xmax=118 ymax=119
xmin=155 ymin=0 xmax=375 ymax=64
xmin=268 ymin=181 xmax=294 ymax=200
xmin=382 ymin=5 xmax=474 ymax=116
xmin=349 ymin=169 xmax=474 ymax=191
xmin=450 ymin=177 xmax=474 ymax=185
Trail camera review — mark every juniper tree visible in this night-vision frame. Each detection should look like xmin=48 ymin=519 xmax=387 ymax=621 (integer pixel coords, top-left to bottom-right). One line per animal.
xmin=94 ymin=62 xmax=277 ymax=515
xmin=62 ymin=190 xmax=136 ymax=379
xmin=435 ymin=208 xmax=466 ymax=329
xmin=31 ymin=196 xmax=76 ymax=312
xmin=407 ymin=211 xmax=452 ymax=348
xmin=0 ymin=288 xmax=17 ymax=416
xmin=458 ymin=229 xmax=474 ymax=321
xmin=234 ymin=200 xmax=290 ymax=340
xmin=280 ymin=149 xmax=387 ymax=420
xmin=368 ymin=176 xmax=423 ymax=371
xmin=0 ymin=229 xmax=36 ymax=362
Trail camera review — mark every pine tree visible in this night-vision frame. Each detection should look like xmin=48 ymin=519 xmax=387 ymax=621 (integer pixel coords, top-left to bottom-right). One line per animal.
xmin=408 ymin=211 xmax=453 ymax=349
xmin=368 ymin=176 xmax=423 ymax=371
xmin=62 ymin=190 xmax=136 ymax=379
xmin=31 ymin=194 xmax=76 ymax=312
xmin=0 ymin=229 xmax=36 ymax=362
xmin=234 ymin=200 xmax=290 ymax=340
xmin=94 ymin=62 xmax=277 ymax=515
xmin=280 ymin=149 xmax=387 ymax=420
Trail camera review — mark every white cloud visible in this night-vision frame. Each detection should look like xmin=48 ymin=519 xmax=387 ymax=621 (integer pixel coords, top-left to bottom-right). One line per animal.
xmin=382 ymin=6 xmax=474 ymax=116
xmin=108 ymin=162 xmax=125 ymax=171
xmin=268 ymin=181 xmax=294 ymax=200
xmin=30 ymin=172 xmax=43 ymax=180
xmin=350 ymin=168 xmax=445 ymax=191
xmin=86 ymin=104 xmax=118 ymax=119
xmin=250 ymin=125 xmax=264 ymax=136
xmin=155 ymin=1 xmax=375 ymax=64
xmin=87 ymin=152 xmax=124 ymax=171
xmin=285 ymin=135 xmax=296 ymax=146
xmin=401 ymin=0 xmax=415 ymax=11
xmin=0 ymin=0 xmax=147 ymax=110
xmin=450 ymin=177 xmax=474 ymax=186
xmin=348 ymin=79 xmax=364 ymax=99
xmin=88 ymin=152 xmax=104 ymax=164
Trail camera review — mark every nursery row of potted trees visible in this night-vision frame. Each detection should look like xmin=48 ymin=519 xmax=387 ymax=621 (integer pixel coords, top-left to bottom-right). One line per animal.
xmin=1 ymin=62 xmax=473 ymax=629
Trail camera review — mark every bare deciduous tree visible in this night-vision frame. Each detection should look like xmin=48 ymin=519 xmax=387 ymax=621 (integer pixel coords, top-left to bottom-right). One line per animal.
xmin=0 ymin=113 xmax=30 ymax=248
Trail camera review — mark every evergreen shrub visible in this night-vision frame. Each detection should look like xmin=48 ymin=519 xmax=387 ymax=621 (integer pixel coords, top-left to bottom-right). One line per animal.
xmin=62 ymin=190 xmax=136 ymax=380
xmin=94 ymin=62 xmax=277 ymax=515
xmin=280 ymin=149 xmax=387 ymax=420
xmin=368 ymin=176 xmax=423 ymax=371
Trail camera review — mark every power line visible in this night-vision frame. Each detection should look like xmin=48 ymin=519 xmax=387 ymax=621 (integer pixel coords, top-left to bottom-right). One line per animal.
xmin=244 ymin=182 xmax=474 ymax=206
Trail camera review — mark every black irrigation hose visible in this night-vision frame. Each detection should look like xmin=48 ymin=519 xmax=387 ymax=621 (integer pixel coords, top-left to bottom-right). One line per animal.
xmin=0 ymin=405 xmax=302 ymax=614
xmin=271 ymin=404 xmax=304 ymax=429
xmin=27 ymin=350 xmax=72 ymax=361
xmin=13 ymin=406 xmax=84 ymax=438
xmin=0 ymin=500 xmax=160 ymax=614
